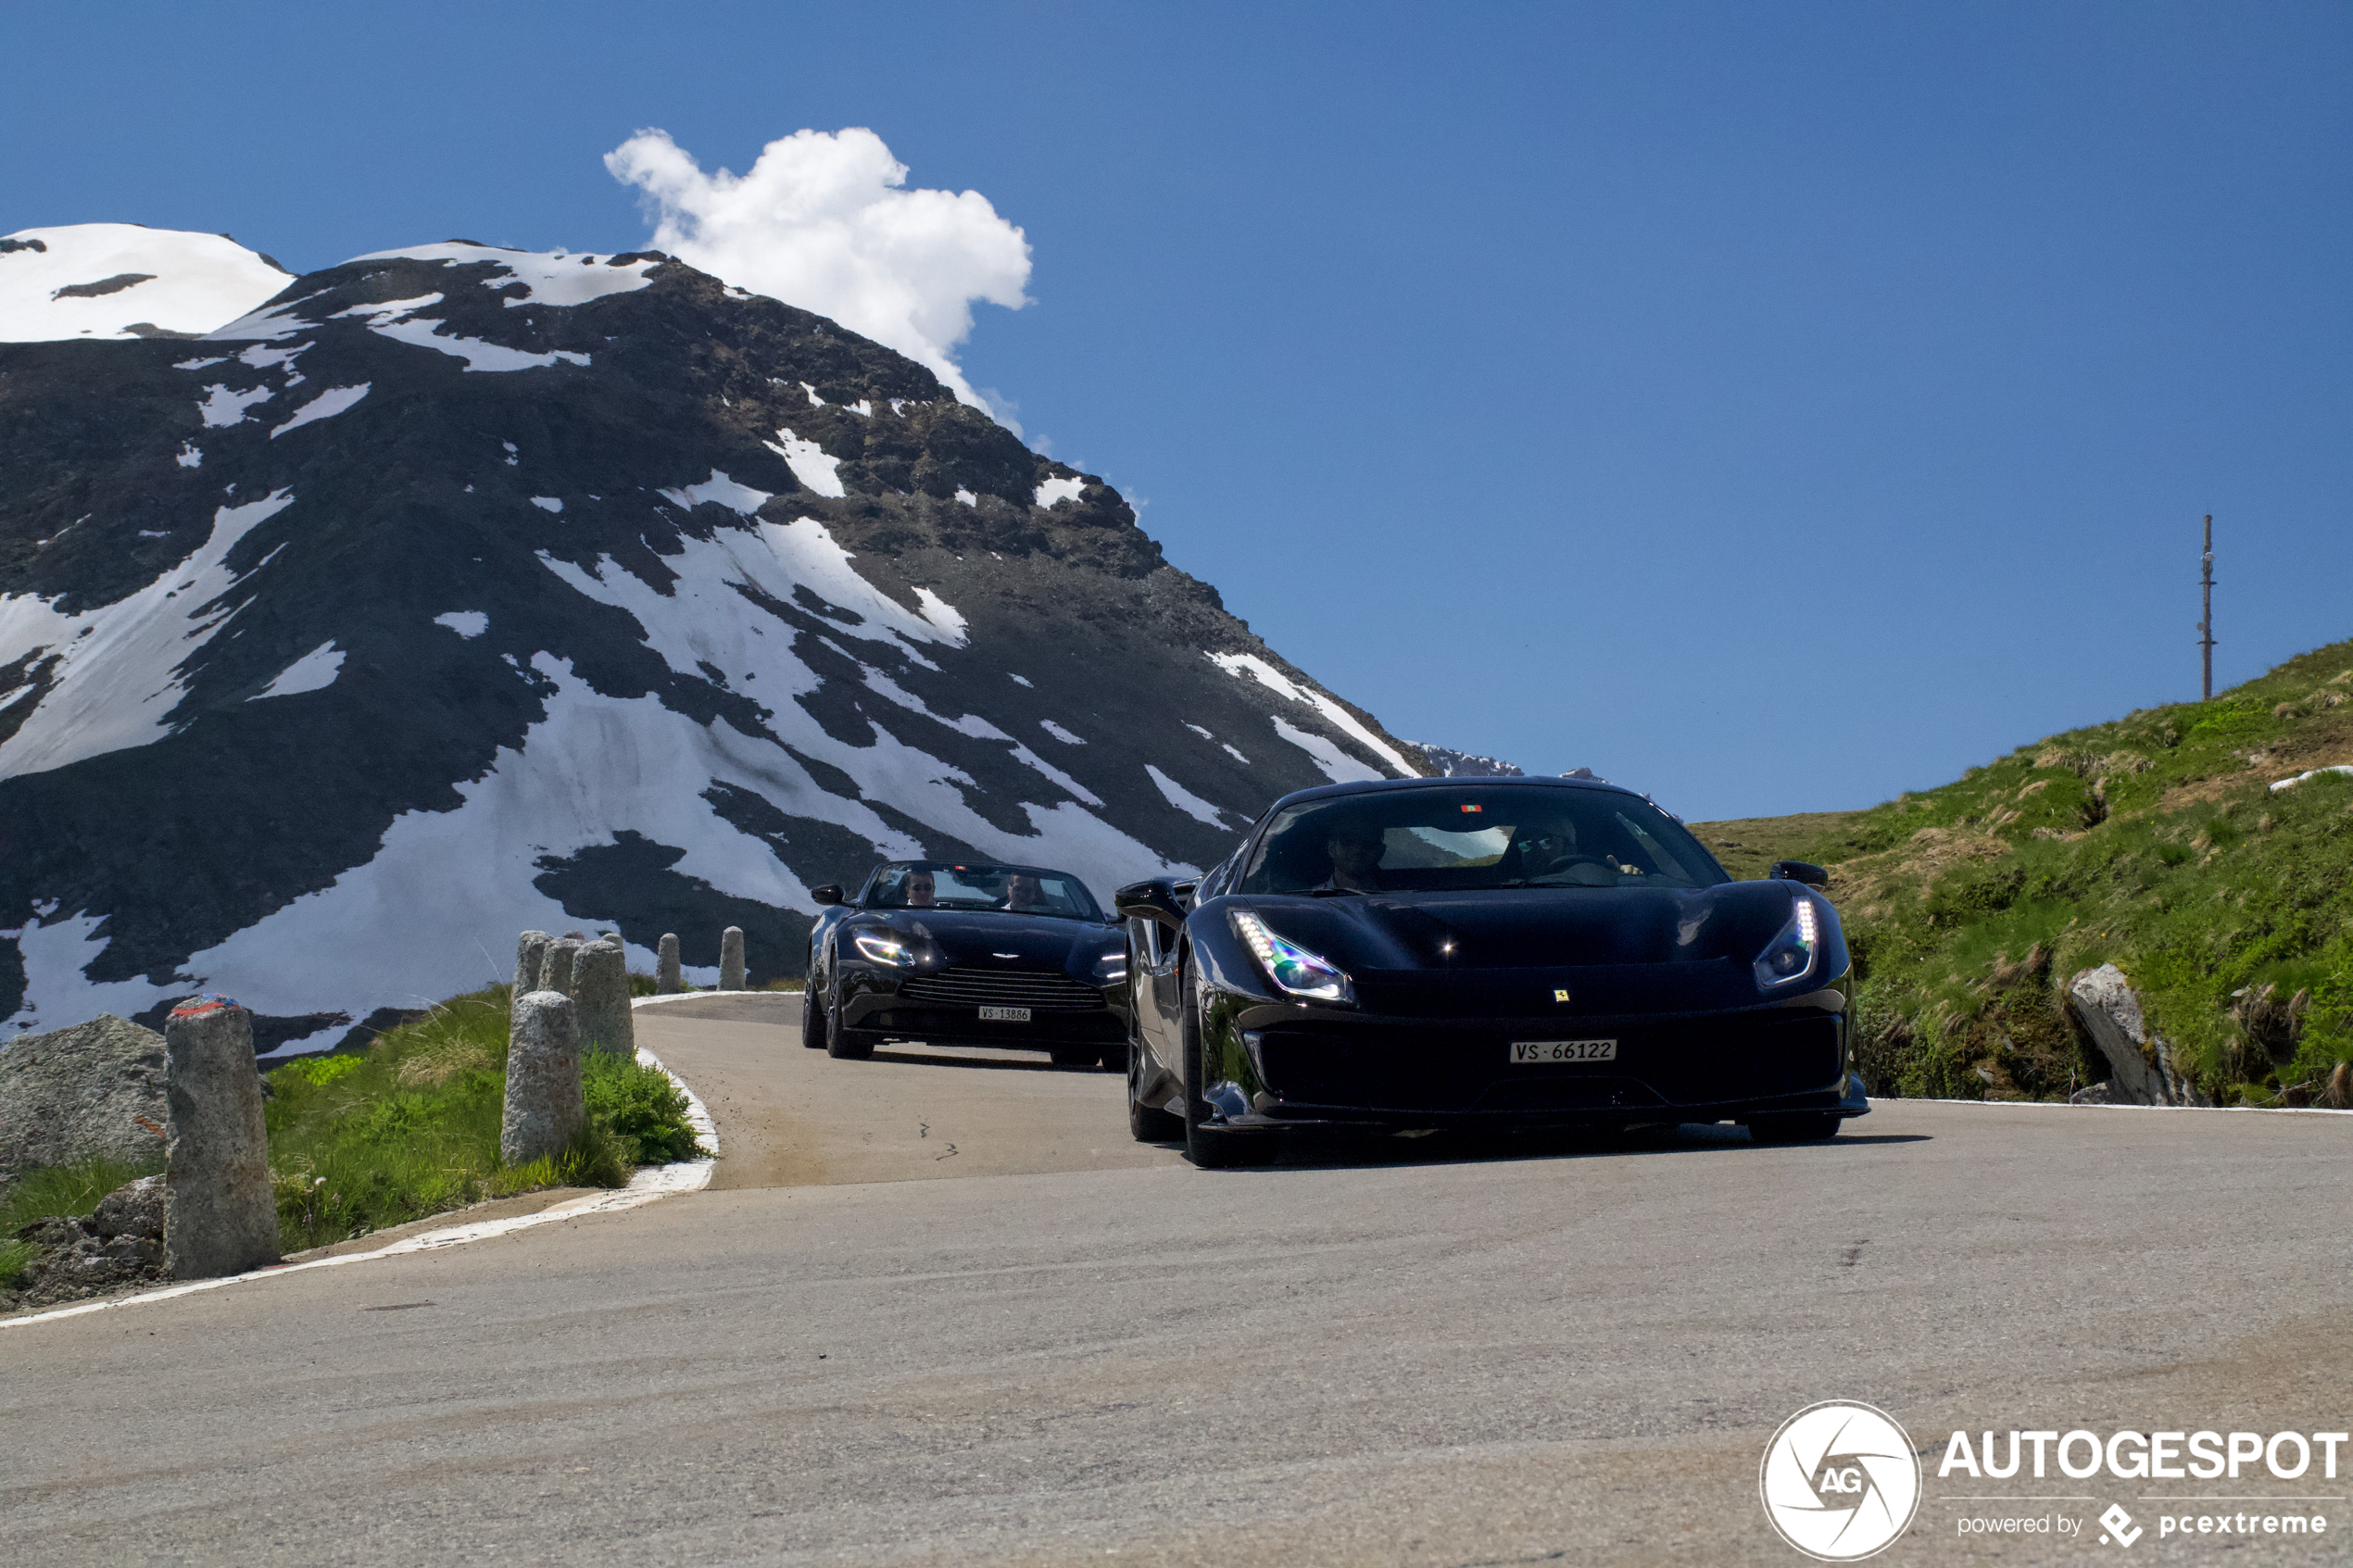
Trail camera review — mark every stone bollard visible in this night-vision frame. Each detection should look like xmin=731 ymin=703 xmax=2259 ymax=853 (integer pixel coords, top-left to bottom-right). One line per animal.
xmin=512 ymin=930 xmax=551 ymax=1020
xmin=163 ymin=997 xmax=280 ymax=1281
xmin=720 ymin=926 xmax=746 ymax=991
xmin=502 ymin=991 xmax=585 ymax=1166
xmin=573 ymin=938 xmax=635 ymax=1057
xmin=656 ymin=933 xmax=683 ymax=994
xmin=539 ymin=935 xmax=586 ymax=997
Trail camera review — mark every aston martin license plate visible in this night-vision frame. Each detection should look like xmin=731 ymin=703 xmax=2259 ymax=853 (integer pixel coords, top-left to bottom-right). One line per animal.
xmin=977 ymin=1006 xmax=1032 ymax=1022
xmin=1511 ymin=1039 xmax=1617 ymax=1064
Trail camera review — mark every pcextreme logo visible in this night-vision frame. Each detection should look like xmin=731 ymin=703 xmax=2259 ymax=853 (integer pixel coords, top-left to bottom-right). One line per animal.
xmin=1760 ymin=1400 xmax=1923 ymax=1562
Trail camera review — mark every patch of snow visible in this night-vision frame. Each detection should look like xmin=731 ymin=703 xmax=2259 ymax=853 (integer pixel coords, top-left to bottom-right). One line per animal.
xmin=531 ymin=496 xmax=564 ymax=514
xmin=434 ymin=611 xmax=488 ymax=639
xmin=1223 ymin=744 xmax=1252 ymax=765
xmin=1271 ymin=715 xmax=1382 ymax=784
xmin=1 ymin=913 xmax=182 ymax=1037
xmin=1034 ymin=474 xmax=1085 ymax=508
xmin=801 ymin=383 xmax=825 ymax=406
xmin=846 ymin=399 xmax=872 ymax=417
xmin=374 ymin=315 xmax=590 ymax=372
xmin=342 ymin=243 xmax=659 ymax=307
xmin=238 ymin=342 xmax=306 ymax=371
xmin=175 ymin=444 xmax=202 ymax=469
xmin=2271 ymin=765 xmax=2353 ymax=793
xmin=1147 ymin=765 xmax=1233 ymax=828
xmin=0 ymin=490 xmax=296 ymax=779
xmin=1184 ymin=722 xmax=1213 ymax=740
xmin=269 ymin=383 xmax=368 ymax=438
xmin=1041 ymin=720 xmax=1086 ymax=745
xmin=173 ymin=356 xmax=227 ymax=370
xmin=1207 ymin=650 xmax=1421 ymax=777
xmin=955 ymin=488 xmax=978 ymax=507
xmin=855 ymin=662 xmax=1102 ymax=808
xmin=249 ymin=642 xmax=345 ymax=700
xmin=196 ymin=383 xmax=272 ymax=427
xmin=765 ymin=429 xmax=845 ymax=498
xmin=0 ymin=224 xmax=293 ymax=343
xmin=1009 ymin=672 xmax=1033 ymax=687
xmin=658 ymin=470 xmax=772 ymax=518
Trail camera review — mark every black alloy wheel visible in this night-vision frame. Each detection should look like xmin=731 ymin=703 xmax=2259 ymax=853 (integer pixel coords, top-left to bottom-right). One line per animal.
xmin=1127 ymin=1023 xmax=1182 ymax=1143
xmin=1747 ymin=1112 xmax=1842 ymax=1144
xmin=801 ymin=976 xmax=828 ymax=1050
xmin=824 ymin=984 xmax=878 ymax=1060
xmin=1180 ymin=967 xmax=1271 ymax=1169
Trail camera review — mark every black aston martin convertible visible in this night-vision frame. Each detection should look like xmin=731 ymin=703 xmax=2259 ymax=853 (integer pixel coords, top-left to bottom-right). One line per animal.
xmin=1114 ymin=775 xmax=1869 ymax=1166
xmin=801 ymin=861 xmax=1128 ymax=1065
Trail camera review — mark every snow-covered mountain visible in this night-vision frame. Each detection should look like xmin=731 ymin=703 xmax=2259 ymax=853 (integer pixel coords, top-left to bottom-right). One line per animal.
xmin=0 ymin=233 xmax=1427 ymax=1053
xmin=0 ymin=224 xmax=293 ymax=342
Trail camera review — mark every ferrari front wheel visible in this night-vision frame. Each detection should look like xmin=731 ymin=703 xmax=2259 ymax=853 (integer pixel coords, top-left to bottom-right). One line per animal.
xmin=1180 ymin=972 xmax=1270 ymax=1169
xmin=1747 ymin=1112 xmax=1842 ymax=1144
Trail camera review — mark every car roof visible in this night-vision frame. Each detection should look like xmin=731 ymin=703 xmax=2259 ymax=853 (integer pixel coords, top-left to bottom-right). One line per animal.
xmin=1261 ymin=774 xmax=1653 ymax=817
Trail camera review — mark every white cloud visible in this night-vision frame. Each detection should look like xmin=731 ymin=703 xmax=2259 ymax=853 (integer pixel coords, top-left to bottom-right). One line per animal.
xmin=605 ymin=127 xmax=1031 ymax=422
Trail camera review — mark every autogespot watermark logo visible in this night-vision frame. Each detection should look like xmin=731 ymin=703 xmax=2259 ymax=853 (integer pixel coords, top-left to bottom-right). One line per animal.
xmin=1760 ymin=1400 xmax=1923 ymax=1561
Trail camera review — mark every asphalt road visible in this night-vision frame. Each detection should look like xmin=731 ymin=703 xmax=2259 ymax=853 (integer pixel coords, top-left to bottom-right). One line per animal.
xmin=6 ymin=996 xmax=2351 ymax=1567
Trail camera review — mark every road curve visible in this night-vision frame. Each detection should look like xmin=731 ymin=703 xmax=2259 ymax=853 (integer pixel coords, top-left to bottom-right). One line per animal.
xmin=5 ymin=996 xmax=2351 ymax=1567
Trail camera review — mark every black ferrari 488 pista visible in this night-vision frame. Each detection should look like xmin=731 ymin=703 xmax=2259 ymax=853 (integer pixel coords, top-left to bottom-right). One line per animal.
xmin=1114 ymin=775 xmax=1868 ymax=1166
xmin=802 ymin=860 xmax=1128 ymax=1066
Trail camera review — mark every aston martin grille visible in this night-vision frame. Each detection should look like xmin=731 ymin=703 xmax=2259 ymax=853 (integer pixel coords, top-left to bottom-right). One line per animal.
xmin=900 ymin=967 xmax=1107 ymax=1013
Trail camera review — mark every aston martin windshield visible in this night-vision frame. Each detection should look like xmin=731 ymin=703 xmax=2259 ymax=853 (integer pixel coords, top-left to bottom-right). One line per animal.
xmin=1236 ymin=785 xmax=1728 ymax=895
xmin=865 ymin=861 xmax=1103 ymax=921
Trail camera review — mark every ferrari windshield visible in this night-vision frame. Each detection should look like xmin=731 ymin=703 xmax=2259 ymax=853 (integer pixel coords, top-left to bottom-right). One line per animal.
xmin=1236 ymin=785 xmax=1728 ymax=896
xmin=864 ymin=861 xmax=1104 ymax=921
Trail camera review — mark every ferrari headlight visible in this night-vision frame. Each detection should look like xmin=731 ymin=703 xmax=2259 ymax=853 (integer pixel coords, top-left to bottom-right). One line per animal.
xmin=1231 ymin=910 xmax=1354 ymax=1005
xmin=1753 ymin=897 xmax=1820 ymax=991
xmin=853 ymin=931 xmax=915 ymax=968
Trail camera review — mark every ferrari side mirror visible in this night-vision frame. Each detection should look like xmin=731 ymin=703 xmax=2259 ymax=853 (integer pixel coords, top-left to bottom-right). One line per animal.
xmin=1768 ymin=860 xmax=1829 ymax=889
xmin=1114 ymin=878 xmax=1187 ymax=929
xmin=811 ymin=884 xmax=844 ymax=906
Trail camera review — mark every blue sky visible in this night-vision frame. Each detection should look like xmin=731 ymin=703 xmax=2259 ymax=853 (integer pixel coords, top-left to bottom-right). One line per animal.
xmin=6 ymin=1 xmax=2347 ymax=821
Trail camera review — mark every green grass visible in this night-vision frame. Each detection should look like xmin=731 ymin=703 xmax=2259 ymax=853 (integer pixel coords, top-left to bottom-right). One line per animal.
xmin=0 ymin=1152 xmax=164 ymax=1286
xmin=1692 ymin=640 xmax=2353 ymax=1105
xmin=266 ymin=986 xmax=705 ymax=1251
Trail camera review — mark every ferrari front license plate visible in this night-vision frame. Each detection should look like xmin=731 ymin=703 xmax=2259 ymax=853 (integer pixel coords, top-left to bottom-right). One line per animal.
xmin=977 ymin=1006 xmax=1032 ymax=1022
xmin=1511 ymin=1039 xmax=1617 ymax=1064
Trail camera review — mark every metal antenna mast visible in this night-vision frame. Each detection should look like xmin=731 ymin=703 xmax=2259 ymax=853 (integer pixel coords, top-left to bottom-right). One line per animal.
xmin=2197 ymin=514 xmax=2215 ymax=701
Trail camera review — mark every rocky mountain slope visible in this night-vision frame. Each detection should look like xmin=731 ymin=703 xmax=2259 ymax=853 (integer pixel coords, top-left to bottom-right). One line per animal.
xmin=0 ymin=235 xmax=1426 ymax=1052
xmin=1692 ymin=642 xmax=2353 ymax=1104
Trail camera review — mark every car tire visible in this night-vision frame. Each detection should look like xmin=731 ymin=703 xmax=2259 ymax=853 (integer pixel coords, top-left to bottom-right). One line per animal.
xmin=1180 ymin=970 xmax=1270 ymax=1169
xmin=1099 ymin=1039 xmax=1127 ymax=1074
xmin=1128 ymin=1030 xmax=1182 ymax=1143
xmin=1747 ymin=1112 xmax=1842 ymax=1144
xmin=801 ymin=981 xmax=828 ymax=1050
xmin=826 ymin=999 xmax=878 ymax=1060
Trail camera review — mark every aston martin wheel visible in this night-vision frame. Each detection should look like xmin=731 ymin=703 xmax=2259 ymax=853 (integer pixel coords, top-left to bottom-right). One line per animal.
xmin=1128 ymin=1032 xmax=1182 ymax=1143
xmin=1180 ymin=972 xmax=1270 ymax=1169
xmin=1747 ymin=1112 xmax=1842 ymax=1144
xmin=801 ymin=983 xmax=828 ymax=1050
xmin=826 ymin=1006 xmax=878 ymax=1060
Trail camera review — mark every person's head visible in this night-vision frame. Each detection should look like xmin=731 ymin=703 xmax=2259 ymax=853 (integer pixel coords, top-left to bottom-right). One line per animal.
xmin=1007 ymin=872 xmax=1044 ymax=909
xmin=903 ymin=869 xmax=937 ymax=907
xmin=1517 ymin=821 xmax=1579 ymax=872
xmin=1326 ymin=823 xmax=1386 ymax=879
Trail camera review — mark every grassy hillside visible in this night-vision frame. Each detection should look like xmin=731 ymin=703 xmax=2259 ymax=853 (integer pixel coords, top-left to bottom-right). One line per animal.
xmin=1690 ymin=641 xmax=2353 ymax=1106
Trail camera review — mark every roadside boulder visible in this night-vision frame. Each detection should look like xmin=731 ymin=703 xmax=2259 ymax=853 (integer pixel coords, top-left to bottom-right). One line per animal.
xmin=0 ymin=1014 xmax=170 ymax=1179
xmin=2067 ymin=965 xmax=2212 ymax=1108
xmin=94 ymin=1173 xmax=166 ymax=1240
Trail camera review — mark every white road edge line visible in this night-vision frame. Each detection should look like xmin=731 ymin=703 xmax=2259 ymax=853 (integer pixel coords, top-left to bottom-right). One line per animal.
xmin=3 ymin=1010 xmax=719 ymax=1332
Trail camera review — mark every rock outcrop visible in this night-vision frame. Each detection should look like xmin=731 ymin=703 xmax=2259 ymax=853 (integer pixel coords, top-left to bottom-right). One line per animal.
xmin=0 ymin=1014 xmax=168 ymax=1178
xmin=2066 ymin=964 xmax=2213 ymax=1108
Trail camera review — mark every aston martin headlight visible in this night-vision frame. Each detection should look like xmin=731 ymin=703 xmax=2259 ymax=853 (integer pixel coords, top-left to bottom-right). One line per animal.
xmin=1091 ymin=946 xmax=1128 ymax=985
xmin=1753 ymin=897 xmax=1820 ymax=991
xmin=853 ymin=931 xmax=915 ymax=968
xmin=1230 ymin=910 xmax=1355 ymax=1005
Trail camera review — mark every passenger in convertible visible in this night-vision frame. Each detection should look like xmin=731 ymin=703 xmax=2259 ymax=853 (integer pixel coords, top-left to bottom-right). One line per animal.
xmin=903 ymin=870 xmax=937 ymax=908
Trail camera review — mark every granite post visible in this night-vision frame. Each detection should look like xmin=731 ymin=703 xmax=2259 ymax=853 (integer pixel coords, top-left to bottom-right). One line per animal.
xmin=513 ymin=930 xmax=551 ymax=997
xmin=539 ymin=935 xmax=587 ymax=997
xmin=502 ymin=991 xmax=585 ymax=1166
xmin=656 ymin=933 xmax=683 ymax=994
xmin=720 ymin=926 xmax=746 ymax=991
xmin=573 ymin=938 xmax=635 ymax=1058
xmin=163 ymin=997 xmax=280 ymax=1280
